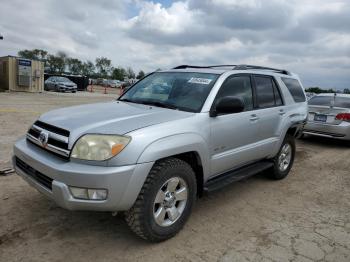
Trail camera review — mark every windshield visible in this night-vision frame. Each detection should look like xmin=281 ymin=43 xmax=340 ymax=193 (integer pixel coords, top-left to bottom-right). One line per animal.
xmin=308 ymin=95 xmax=350 ymax=108
xmin=119 ymin=72 xmax=219 ymax=112
xmin=56 ymin=77 xmax=72 ymax=82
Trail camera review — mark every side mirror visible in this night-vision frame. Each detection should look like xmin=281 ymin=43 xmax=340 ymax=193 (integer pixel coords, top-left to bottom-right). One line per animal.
xmin=210 ymin=96 xmax=245 ymax=117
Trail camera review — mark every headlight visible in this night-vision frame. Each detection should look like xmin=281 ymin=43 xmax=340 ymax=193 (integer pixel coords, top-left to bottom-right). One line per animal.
xmin=71 ymin=134 xmax=131 ymax=161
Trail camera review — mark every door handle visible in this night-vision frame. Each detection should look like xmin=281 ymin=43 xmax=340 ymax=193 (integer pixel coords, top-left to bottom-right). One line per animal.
xmin=279 ymin=110 xmax=286 ymax=116
xmin=250 ymin=114 xmax=259 ymax=121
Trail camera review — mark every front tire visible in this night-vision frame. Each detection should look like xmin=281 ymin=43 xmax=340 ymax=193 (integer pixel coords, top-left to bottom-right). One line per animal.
xmin=269 ymin=134 xmax=295 ymax=180
xmin=125 ymin=158 xmax=197 ymax=242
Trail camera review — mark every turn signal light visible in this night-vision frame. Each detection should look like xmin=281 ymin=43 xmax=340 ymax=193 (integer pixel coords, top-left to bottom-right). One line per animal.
xmin=335 ymin=113 xmax=350 ymax=122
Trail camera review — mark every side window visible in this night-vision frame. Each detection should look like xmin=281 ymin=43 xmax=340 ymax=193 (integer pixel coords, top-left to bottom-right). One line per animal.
xmin=215 ymin=75 xmax=253 ymax=111
xmin=281 ymin=77 xmax=306 ymax=102
xmin=254 ymin=76 xmax=275 ymax=108
xmin=273 ymin=81 xmax=283 ymax=106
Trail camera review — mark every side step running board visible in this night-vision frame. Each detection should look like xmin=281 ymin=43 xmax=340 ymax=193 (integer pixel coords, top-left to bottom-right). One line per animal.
xmin=204 ymin=161 xmax=273 ymax=192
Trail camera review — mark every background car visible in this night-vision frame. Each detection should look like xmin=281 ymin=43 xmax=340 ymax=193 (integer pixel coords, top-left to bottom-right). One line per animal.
xmin=305 ymin=92 xmax=315 ymax=100
xmin=107 ymin=80 xmax=122 ymax=88
xmin=45 ymin=76 xmax=77 ymax=93
xmin=304 ymin=93 xmax=350 ymax=140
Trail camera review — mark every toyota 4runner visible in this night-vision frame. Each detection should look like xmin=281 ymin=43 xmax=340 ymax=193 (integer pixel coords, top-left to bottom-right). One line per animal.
xmin=13 ymin=65 xmax=307 ymax=242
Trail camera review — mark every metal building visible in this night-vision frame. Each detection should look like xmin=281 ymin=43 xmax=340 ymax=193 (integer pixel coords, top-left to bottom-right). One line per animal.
xmin=0 ymin=56 xmax=44 ymax=92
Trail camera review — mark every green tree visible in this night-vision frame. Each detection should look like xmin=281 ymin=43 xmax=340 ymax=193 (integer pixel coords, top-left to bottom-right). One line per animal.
xmin=136 ymin=70 xmax=145 ymax=79
xmin=112 ymin=67 xmax=126 ymax=81
xmin=18 ymin=49 xmax=48 ymax=61
xmin=305 ymin=87 xmax=324 ymax=94
xmin=126 ymin=67 xmax=135 ymax=79
xmin=81 ymin=61 xmax=95 ymax=77
xmin=95 ymin=57 xmax=112 ymax=78
xmin=46 ymin=52 xmax=67 ymax=73
xmin=66 ymin=58 xmax=83 ymax=75
xmin=344 ymin=88 xmax=350 ymax=94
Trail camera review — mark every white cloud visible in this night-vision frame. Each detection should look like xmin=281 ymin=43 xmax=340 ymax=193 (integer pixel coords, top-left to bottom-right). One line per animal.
xmin=0 ymin=0 xmax=349 ymax=89
xmin=122 ymin=1 xmax=196 ymax=34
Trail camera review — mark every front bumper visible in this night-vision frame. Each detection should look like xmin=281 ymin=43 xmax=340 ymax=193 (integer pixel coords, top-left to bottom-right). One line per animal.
xmin=59 ymin=87 xmax=77 ymax=92
xmin=303 ymin=121 xmax=350 ymax=140
xmin=13 ymin=138 xmax=154 ymax=211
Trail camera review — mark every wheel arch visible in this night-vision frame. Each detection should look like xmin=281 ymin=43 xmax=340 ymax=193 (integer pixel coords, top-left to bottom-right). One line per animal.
xmin=136 ymin=133 xmax=209 ymax=197
xmin=154 ymin=151 xmax=205 ymax=197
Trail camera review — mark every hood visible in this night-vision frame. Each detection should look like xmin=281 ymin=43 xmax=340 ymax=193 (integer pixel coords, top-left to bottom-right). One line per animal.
xmin=38 ymin=101 xmax=193 ymax=142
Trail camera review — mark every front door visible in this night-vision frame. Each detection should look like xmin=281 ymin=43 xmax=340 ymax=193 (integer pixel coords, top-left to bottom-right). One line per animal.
xmin=209 ymin=74 xmax=260 ymax=176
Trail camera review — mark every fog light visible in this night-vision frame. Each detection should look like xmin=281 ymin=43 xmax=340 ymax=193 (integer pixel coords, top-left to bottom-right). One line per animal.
xmin=70 ymin=187 xmax=88 ymax=199
xmin=69 ymin=187 xmax=107 ymax=200
xmin=88 ymin=189 xmax=108 ymax=200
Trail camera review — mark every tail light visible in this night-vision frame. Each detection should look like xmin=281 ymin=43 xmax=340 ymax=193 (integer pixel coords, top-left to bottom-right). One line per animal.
xmin=335 ymin=113 xmax=350 ymax=122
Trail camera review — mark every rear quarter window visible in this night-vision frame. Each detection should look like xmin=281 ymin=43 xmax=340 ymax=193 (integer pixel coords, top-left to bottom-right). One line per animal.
xmin=281 ymin=78 xmax=306 ymax=102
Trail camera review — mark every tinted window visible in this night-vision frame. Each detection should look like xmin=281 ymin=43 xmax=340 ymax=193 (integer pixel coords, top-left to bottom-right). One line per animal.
xmin=254 ymin=76 xmax=275 ymax=108
xmin=273 ymin=81 xmax=283 ymax=106
xmin=56 ymin=77 xmax=71 ymax=82
xmin=334 ymin=97 xmax=350 ymax=108
xmin=215 ymin=75 xmax=253 ymax=111
xmin=120 ymin=72 xmax=219 ymax=112
xmin=308 ymin=96 xmax=332 ymax=106
xmin=282 ymin=78 xmax=306 ymax=102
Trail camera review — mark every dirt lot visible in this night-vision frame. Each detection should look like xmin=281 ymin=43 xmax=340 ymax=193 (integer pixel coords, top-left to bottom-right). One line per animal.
xmin=0 ymin=92 xmax=349 ymax=262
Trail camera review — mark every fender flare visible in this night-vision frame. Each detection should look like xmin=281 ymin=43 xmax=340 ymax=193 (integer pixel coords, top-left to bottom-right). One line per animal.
xmin=137 ymin=133 xmax=210 ymax=178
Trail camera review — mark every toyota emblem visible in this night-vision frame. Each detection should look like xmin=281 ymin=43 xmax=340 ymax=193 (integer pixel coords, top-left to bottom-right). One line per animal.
xmin=38 ymin=131 xmax=49 ymax=147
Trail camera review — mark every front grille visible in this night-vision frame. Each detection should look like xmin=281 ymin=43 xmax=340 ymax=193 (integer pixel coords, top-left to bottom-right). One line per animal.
xmin=26 ymin=121 xmax=70 ymax=159
xmin=15 ymin=157 xmax=53 ymax=190
xmin=34 ymin=120 xmax=70 ymax=137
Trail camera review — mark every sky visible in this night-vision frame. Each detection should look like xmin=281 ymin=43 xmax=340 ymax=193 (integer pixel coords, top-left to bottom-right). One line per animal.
xmin=0 ymin=0 xmax=349 ymax=89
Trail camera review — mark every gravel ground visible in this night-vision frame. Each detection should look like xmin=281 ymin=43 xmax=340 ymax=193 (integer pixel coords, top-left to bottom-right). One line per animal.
xmin=0 ymin=92 xmax=349 ymax=262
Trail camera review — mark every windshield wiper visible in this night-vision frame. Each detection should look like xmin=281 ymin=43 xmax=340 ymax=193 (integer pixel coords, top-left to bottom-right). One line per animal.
xmin=119 ymin=98 xmax=137 ymax=103
xmin=138 ymin=101 xmax=179 ymax=110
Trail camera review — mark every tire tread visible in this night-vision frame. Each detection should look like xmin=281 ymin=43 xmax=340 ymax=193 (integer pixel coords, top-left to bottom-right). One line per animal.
xmin=125 ymin=158 xmax=194 ymax=241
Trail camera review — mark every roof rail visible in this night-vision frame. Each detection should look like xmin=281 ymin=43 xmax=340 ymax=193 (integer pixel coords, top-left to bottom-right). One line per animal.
xmin=172 ymin=65 xmax=212 ymax=69
xmin=172 ymin=64 xmax=291 ymax=75
xmin=173 ymin=65 xmax=237 ymax=69
xmin=233 ymin=64 xmax=291 ymax=75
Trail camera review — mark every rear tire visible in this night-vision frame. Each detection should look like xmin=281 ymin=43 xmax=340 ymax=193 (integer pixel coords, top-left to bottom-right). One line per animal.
xmin=125 ymin=158 xmax=196 ymax=242
xmin=269 ymin=134 xmax=295 ymax=180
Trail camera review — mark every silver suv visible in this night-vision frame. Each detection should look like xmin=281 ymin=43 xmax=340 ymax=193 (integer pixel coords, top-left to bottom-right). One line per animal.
xmin=13 ymin=65 xmax=307 ymax=242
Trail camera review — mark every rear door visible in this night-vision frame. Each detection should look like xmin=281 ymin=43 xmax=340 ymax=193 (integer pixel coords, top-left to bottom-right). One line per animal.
xmin=250 ymin=75 xmax=284 ymax=155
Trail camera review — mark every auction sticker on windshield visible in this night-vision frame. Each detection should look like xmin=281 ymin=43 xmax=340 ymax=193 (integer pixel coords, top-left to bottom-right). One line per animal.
xmin=188 ymin=78 xmax=212 ymax=85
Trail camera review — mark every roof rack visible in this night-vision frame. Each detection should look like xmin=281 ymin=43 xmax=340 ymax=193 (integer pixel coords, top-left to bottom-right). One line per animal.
xmin=172 ymin=65 xmax=212 ymax=69
xmin=172 ymin=65 xmax=237 ymax=69
xmin=172 ymin=64 xmax=291 ymax=75
xmin=233 ymin=65 xmax=291 ymax=75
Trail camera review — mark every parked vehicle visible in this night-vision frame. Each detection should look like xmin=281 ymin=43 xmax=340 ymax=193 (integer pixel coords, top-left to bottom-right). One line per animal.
xmin=305 ymin=92 xmax=315 ymax=100
xmin=45 ymin=76 xmax=77 ymax=93
xmin=107 ymin=80 xmax=122 ymax=88
xmin=304 ymin=93 xmax=350 ymax=140
xmin=14 ymin=64 xmax=307 ymax=242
